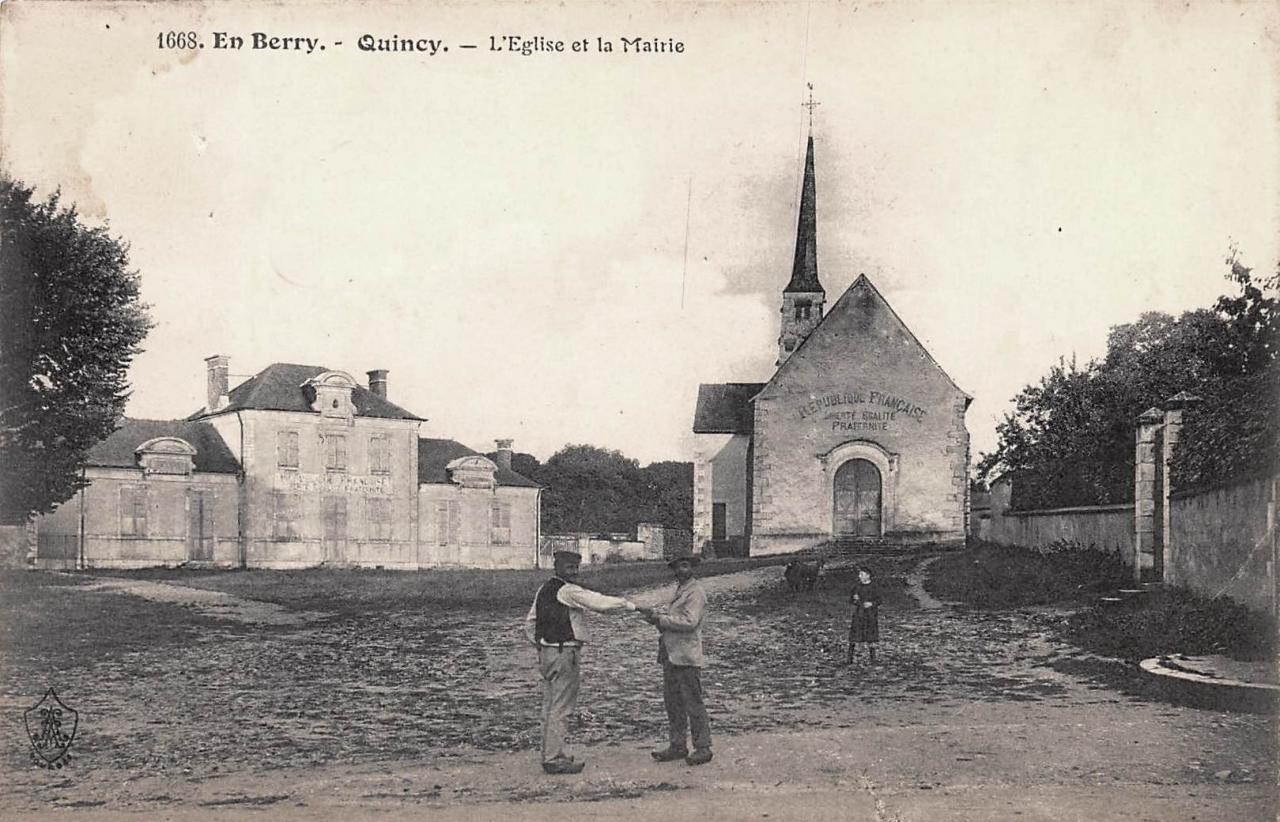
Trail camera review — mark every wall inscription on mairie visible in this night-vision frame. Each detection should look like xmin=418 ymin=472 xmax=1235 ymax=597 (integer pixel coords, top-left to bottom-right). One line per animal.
xmin=276 ymin=473 xmax=393 ymax=495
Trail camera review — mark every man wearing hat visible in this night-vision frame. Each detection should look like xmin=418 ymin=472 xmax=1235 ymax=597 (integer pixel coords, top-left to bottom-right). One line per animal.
xmin=639 ymin=554 xmax=713 ymax=766
xmin=523 ymin=549 xmax=638 ymax=775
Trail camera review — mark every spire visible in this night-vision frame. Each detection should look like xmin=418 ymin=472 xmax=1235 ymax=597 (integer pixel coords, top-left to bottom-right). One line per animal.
xmin=785 ymin=132 xmax=822 ymax=294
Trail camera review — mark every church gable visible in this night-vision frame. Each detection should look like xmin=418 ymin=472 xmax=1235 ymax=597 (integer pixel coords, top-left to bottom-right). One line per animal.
xmin=759 ymin=275 xmax=968 ymax=405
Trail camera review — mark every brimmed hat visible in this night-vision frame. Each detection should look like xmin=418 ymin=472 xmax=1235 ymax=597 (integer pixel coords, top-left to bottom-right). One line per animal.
xmin=553 ymin=550 xmax=582 ymax=562
xmin=667 ymin=555 xmax=701 ymax=569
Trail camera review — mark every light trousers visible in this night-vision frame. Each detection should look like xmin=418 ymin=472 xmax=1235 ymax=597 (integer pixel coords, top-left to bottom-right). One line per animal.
xmin=538 ymin=646 xmax=580 ymax=762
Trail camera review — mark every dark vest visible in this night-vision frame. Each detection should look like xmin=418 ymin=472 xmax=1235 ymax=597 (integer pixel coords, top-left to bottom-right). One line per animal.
xmin=534 ymin=578 xmax=576 ymax=644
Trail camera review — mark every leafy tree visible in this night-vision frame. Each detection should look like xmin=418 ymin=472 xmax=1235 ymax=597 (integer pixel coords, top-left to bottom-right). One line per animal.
xmin=1170 ymin=254 xmax=1279 ymax=488
xmin=524 ymin=444 xmax=692 ymax=534
xmin=536 ymin=444 xmax=642 ymax=534
xmin=979 ymin=251 xmax=1276 ymax=509
xmin=637 ymin=461 xmax=693 ymax=530
xmin=0 ymin=179 xmax=152 ymax=522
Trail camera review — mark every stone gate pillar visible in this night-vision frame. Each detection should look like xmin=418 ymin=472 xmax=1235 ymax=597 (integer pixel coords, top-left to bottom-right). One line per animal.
xmin=1160 ymin=391 xmax=1201 ymax=582
xmin=1134 ymin=407 xmax=1165 ymax=582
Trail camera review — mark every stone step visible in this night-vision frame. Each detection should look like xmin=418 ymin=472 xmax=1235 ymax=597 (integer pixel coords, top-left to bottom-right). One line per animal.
xmin=820 ymin=539 xmax=914 ymax=556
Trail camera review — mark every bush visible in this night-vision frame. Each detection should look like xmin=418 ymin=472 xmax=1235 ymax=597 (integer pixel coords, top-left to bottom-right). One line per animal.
xmin=1063 ymin=586 xmax=1276 ymax=662
xmin=926 ymin=540 xmax=1129 ymax=608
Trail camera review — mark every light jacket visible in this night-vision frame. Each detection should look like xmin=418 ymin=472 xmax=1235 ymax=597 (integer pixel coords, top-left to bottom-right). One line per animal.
xmin=656 ymin=578 xmax=707 ymax=667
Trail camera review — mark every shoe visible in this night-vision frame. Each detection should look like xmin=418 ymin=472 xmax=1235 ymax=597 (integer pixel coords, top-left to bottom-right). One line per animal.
xmin=651 ymin=746 xmax=689 ymax=762
xmin=685 ymin=749 xmax=713 ymax=766
xmin=542 ymin=757 xmax=585 ymax=775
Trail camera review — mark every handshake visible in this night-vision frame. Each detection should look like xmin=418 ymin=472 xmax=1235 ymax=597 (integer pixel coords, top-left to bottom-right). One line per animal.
xmin=633 ymin=604 xmax=662 ymax=626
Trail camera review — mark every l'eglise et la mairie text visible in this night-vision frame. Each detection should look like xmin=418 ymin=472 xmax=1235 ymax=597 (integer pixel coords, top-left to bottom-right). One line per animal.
xmin=489 ymin=36 xmax=684 ymax=54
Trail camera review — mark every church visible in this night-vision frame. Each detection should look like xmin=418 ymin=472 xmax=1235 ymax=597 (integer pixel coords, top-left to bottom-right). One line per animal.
xmin=692 ymin=131 xmax=972 ymax=556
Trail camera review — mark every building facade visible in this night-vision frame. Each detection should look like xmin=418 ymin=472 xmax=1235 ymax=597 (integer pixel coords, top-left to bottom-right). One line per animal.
xmin=693 ymin=134 xmax=971 ymax=556
xmin=34 ymin=359 xmax=541 ymax=570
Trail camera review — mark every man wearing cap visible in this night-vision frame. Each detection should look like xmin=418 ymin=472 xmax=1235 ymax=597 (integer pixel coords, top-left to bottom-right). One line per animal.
xmin=639 ymin=555 xmax=713 ymax=766
xmin=524 ymin=549 xmax=638 ymax=775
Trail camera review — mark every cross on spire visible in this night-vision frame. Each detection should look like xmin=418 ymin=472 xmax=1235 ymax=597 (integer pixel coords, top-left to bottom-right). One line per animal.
xmin=802 ymin=83 xmax=820 ymax=129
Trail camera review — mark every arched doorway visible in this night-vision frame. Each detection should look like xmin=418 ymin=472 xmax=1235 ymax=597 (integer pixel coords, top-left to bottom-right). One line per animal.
xmin=833 ymin=459 xmax=882 ymax=537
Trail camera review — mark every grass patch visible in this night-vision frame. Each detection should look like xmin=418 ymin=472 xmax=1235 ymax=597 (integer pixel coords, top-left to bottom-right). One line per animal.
xmin=0 ymin=570 xmax=229 ymax=669
xmin=1062 ymin=586 xmax=1275 ymax=662
xmin=925 ymin=540 xmax=1129 ymax=608
xmin=75 ymin=555 xmax=795 ymax=614
xmin=925 ymin=542 xmax=1276 ymax=664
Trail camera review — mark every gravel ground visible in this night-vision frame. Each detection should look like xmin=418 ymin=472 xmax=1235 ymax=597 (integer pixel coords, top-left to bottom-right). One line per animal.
xmin=0 ymin=559 xmax=1273 ymax=817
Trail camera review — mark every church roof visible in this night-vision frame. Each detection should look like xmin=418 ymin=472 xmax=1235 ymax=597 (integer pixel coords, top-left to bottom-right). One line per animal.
xmin=764 ymin=275 xmax=971 ymax=403
xmin=86 ymin=418 xmax=241 ymax=473
xmin=784 ymin=134 xmax=823 ymax=295
xmin=693 ymin=383 xmax=765 ymax=434
xmin=418 ymin=438 xmax=540 ymax=487
xmin=190 ymin=363 xmax=424 ymax=421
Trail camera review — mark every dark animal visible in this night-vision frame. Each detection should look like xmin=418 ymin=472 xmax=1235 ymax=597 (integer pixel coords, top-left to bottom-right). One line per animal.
xmin=784 ymin=557 xmax=825 ymax=591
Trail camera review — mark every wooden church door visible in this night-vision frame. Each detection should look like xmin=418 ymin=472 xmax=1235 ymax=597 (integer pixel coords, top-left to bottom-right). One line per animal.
xmin=833 ymin=459 xmax=882 ymax=537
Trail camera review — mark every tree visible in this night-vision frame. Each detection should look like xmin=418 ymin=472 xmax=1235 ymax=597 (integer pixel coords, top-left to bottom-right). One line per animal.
xmin=525 ymin=445 xmax=693 ymax=534
xmin=0 ymin=178 xmax=152 ymax=522
xmin=1170 ymin=253 xmax=1279 ymax=488
xmin=636 ymin=460 xmax=694 ymax=531
xmin=537 ymin=444 xmax=643 ymax=534
xmin=979 ymin=251 xmax=1276 ymax=509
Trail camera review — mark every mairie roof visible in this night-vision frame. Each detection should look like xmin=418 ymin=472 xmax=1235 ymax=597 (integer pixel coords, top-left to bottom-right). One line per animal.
xmin=86 ymin=418 xmax=241 ymax=473
xmin=418 ymin=438 xmax=540 ymax=488
xmin=190 ymin=363 xmax=423 ymax=421
xmin=692 ymin=383 xmax=765 ymax=434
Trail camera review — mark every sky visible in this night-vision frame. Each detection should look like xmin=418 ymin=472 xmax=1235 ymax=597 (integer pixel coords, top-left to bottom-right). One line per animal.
xmin=2 ymin=0 xmax=1276 ymax=464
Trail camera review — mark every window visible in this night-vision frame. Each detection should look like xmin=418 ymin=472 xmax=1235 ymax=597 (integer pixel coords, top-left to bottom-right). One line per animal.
xmin=323 ymin=496 xmax=347 ymax=541
xmin=784 ymin=338 xmax=796 ymax=352
xmin=490 ymin=501 xmax=511 ymax=545
xmin=277 ymin=431 xmax=299 ymax=468
xmin=435 ymin=500 xmax=460 ymax=546
xmin=369 ymin=435 xmax=391 ymax=475
xmin=325 ymin=435 xmax=347 ymax=472
xmin=272 ymin=493 xmax=302 ymax=539
xmin=367 ymin=497 xmax=392 ymax=541
xmin=794 ymin=301 xmax=811 ymax=320
xmin=120 ymin=487 xmax=148 ymax=536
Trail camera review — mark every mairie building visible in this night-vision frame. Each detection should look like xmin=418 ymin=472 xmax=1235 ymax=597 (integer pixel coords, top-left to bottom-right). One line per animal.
xmin=692 ymin=133 xmax=971 ymax=556
xmin=33 ymin=358 xmax=541 ymax=570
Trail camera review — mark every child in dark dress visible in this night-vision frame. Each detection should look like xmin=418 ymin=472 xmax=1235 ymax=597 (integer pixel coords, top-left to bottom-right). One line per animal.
xmin=847 ymin=566 xmax=880 ymax=664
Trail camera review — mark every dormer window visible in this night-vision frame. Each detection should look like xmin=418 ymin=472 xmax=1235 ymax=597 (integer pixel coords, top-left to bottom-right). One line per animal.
xmin=135 ymin=437 xmax=196 ymax=476
xmin=304 ymin=371 xmax=358 ymax=420
xmin=446 ymin=455 xmax=498 ymax=489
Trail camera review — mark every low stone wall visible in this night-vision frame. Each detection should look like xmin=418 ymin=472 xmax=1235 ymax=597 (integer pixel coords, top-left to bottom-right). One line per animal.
xmin=1169 ymin=475 xmax=1277 ymax=615
xmin=0 ymin=524 xmax=34 ymax=568
xmin=540 ymin=530 xmax=664 ymax=564
xmin=980 ymin=478 xmax=1135 ymax=563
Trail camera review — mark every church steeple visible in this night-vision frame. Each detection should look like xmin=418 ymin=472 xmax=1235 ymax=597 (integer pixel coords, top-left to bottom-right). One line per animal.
xmin=778 ymin=123 xmax=826 ymax=366
xmin=785 ymin=133 xmax=822 ymax=295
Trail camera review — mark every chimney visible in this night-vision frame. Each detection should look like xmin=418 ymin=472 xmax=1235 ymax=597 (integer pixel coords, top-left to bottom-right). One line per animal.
xmin=367 ymin=369 xmax=389 ymax=399
xmin=494 ymin=438 xmax=514 ymax=471
xmin=205 ymin=354 xmax=229 ymax=411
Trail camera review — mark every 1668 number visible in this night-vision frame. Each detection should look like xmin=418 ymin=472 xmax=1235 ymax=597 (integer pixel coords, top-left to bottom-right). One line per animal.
xmin=157 ymin=31 xmax=200 ymax=49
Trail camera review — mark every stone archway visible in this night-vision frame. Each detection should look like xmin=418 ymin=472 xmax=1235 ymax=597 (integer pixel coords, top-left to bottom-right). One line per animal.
xmin=834 ymin=458 xmax=882 ymax=537
xmin=821 ymin=440 xmax=898 ymax=538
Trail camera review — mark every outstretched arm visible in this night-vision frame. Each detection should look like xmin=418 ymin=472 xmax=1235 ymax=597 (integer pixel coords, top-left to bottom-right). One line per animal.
xmin=557 ymin=584 xmax=636 ymax=614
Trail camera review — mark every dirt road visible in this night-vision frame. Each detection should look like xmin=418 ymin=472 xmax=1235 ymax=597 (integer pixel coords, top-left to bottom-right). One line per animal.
xmin=0 ymin=560 xmax=1273 ymax=820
